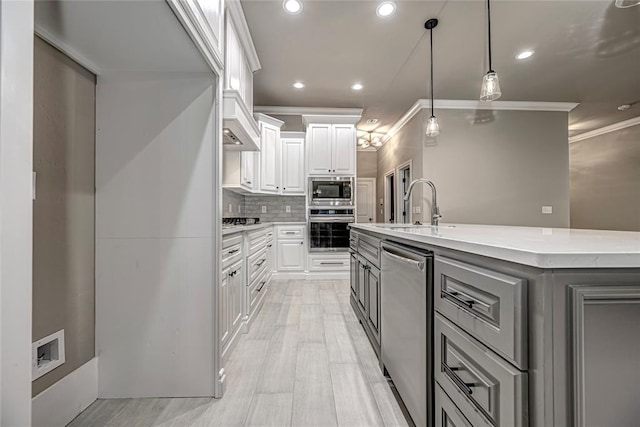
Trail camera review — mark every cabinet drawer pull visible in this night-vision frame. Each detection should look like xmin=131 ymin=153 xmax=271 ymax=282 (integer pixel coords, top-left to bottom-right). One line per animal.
xmin=267 ymin=244 xmax=273 ymax=248
xmin=256 ymin=259 xmax=266 ymax=267
xmin=443 ymin=364 xmax=475 ymax=395
xmin=441 ymin=289 xmax=475 ymax=309
xmin=320 ymin=261 xmax=345 ymax=265
xmin=257 ymin=281 xmax=266 ymax=292
xmin=228 ymin=249 xmax=239 ymax=255
xmin=284 ymin=231 xmax=297 ymax=235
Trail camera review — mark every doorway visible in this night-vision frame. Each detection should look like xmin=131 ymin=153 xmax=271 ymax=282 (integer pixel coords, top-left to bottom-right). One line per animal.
xmin=384 ymin=170 xmax=396 ymax=223
xmin=356 ymin=178 xmax=376 ymax=223
xmin=397 ymin=160 xmax=412 ymax=224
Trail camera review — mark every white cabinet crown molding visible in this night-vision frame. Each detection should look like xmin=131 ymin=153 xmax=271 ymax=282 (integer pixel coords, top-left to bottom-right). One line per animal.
xmin=225 ymin=0 xmax=261 ymax=72
xmin=281 ymin=131 xmax=306 ymax=139
xmin=255 ymin=113 xmax=284 ymax=129
xmin=302 ymin=114 xmax=362 ymax=126
xmin=255 ymin=106 xmax=364 ymax=117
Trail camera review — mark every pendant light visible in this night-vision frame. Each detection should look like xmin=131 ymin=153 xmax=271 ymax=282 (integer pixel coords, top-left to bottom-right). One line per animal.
xmin=425 ymin=18 xmax=440 ymax=137
xmin=479 ymin=0 xmax=502 ymax=101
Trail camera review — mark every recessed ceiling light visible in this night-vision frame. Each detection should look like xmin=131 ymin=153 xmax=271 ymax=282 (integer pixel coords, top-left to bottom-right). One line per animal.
xmin=293 ymin=81 xmax=305 ymax=89
xmin=376 ymin=1 xmax=396 ymax=18
xmin=351 ymin=83 xmax=363 ymax=91
xmin=618 ymin=104 xmax=631 ymax=111
xmin=283 ymin=0 xmax=302 ymax=14
xmin=516 ymin=50 xmax=535 ymax=60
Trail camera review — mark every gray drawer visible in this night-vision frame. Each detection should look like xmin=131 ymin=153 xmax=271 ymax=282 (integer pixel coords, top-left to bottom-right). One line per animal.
xmin=435 ymin=315 xmax=528 ymax=427
xmin=357 ymin=234 xmax=380 ymax=266
xmin=435 ymin=384 xmax=491 ymax=427
xmin=434 ymin=256 xmax=527 ymax=369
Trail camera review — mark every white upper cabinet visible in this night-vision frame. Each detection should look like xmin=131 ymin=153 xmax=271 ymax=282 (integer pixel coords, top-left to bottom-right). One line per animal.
xmin=307 ymin=124 xmax=333 ymax=175
xmin=281 ymin=136 xmax=305 ymax=195
xmin=332 ymin=124 xmax=356 ymax=175
xmin=222 ymin=2 xmax=262 ymax=150
xmin=306 ymin=122 xmax=356 ymax=176
xmin=259 ymin=120 xmax=281 ymax=193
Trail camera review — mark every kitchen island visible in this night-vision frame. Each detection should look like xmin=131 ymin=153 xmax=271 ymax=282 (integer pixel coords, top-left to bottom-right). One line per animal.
xmin=349 ymin=223 xmax=640 ymax=427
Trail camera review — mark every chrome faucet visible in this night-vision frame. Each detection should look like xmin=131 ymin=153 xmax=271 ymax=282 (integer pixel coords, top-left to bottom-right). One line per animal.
xmin=403 ymin=179 xmax=441 ymax=226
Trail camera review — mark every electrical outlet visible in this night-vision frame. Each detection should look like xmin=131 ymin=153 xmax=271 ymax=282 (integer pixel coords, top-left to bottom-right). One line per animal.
xmin=261 ymin=206 xmax=267 ymax=213
xmin=542 ymin=206 xmax=553 ymax=214
xmin=228 ymin=204 xmax=233 ymax=213
xmin=238 ymin=205 xmax=242 ymax=214
xmin=415 ymin=206 xmax=421 ymax=214
xmin=285 ymin=205 xmax=291 ymax=213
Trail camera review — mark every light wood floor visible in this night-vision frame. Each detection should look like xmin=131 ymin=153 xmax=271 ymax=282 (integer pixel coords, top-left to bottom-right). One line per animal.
xmin=69 ymin=280 xmax=409 ymax=427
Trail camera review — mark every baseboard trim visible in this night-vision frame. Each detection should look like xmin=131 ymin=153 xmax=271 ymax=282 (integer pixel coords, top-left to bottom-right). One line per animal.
xmin=32 ymin=357 xmax=98 ymax=427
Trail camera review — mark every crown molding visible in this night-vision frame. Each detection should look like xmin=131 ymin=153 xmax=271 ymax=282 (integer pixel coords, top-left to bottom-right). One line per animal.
xmin=568 ymin=116 xmax=640 ymax=144
xmin=382 ymin=99 xmax=580 ymax=144
xmin=255 ymin=106 xmax=364 ymax=117
xmin=302 ymin=115 xmax=362 ymax=126
xmin=280 ymin=131 xmax=306 ymax=139
xmin=254 ymin=113 xmax=284 ymax=128
xmin=226 ymin=0 xmax=261 ymax=71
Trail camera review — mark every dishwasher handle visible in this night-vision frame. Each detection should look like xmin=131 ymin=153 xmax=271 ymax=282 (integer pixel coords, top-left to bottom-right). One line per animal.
xmin=381 ymin=244 xmax=426 ymax=271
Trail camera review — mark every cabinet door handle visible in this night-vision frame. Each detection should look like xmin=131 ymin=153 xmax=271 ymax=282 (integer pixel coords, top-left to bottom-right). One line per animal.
xmin=267 ymin=244 xmax=273 ymax=248
xmin=441 ymin=289 xmax=475 ymax=309
xmin=328 ymin=169 xmax=331 ymax=172
xmin=300 ymin=242 xmax=304 ymax=245
xmin=443 ymin=364 xmax=475 ymax=395
xmin=246 ymin=181 xmax=252 ymax=185
xmin=228 ymin=249 xmax=239 ymax=255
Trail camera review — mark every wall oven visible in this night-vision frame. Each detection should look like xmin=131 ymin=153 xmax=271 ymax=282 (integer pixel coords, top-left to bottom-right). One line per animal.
xmin=309 ymin=177 xmax=354 ymax=206
xmin=308 ymin=208 xmax=354 ymax=252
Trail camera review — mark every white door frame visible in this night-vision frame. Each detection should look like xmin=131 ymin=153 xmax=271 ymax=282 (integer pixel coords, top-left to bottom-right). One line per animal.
xmin=383 ymin=169 xmax=396 ymax=223
xmin=0 ymin=1 xmax=35 ymax=424
xmin=356 ymin=178 xmax=376 ymax=223
xmin=396 ymin=160 xmax=412 ymax=224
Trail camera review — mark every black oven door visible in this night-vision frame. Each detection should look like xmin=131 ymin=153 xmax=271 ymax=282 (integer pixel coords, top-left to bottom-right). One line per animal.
xmin=308 ymin=219 xmax=352 ymax=252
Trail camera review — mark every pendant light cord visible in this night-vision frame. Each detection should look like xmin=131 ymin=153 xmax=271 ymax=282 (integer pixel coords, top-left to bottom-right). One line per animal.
xmin=487 ymin=0 xmax=493 ymax=73
xmin=430 ymin=26 xmax=435 ymax=118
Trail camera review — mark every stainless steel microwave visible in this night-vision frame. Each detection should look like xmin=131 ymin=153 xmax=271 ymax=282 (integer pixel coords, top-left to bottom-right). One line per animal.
xmin=309 ymin=177 xmax=354 ymax=206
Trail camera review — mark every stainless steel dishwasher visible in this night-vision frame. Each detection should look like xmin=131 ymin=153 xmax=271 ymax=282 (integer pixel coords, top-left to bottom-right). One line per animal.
xmin=381 ymin=240 xmax=433 ymax=427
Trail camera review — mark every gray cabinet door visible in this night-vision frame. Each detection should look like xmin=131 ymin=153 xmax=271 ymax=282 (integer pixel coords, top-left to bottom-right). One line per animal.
xmin=350 ymin=252 xmax=358 ymax=297
xmin=357 ymin=256 xmax=368 ymax=315
xmin=367 ymin=265 xmax=381 ymax=344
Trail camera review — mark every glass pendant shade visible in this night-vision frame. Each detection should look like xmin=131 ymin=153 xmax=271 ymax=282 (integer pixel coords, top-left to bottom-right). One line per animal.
xmin=615 ymin=0 xmax=640 ymax=7
xmin=358 ymin=138 xmax=366 ymax=146
xmin=480 ymin=71 xmax=502 ymax=102
xmin=372 ymin=136 xmax=382 ymax=147
xmin=425 ymin=116 xmax=440 ymax=137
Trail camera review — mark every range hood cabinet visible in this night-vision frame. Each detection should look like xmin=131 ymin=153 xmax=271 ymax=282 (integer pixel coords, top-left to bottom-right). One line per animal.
xmin=223 ymin=90 xmax=260 ymax=151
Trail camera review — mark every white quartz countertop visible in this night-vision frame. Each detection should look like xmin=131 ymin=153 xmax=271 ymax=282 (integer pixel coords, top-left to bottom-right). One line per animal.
xmin=350 ymin=223 xmax=640 ymax=269
xmin=222 ymin=222 xmax=306 ymax=236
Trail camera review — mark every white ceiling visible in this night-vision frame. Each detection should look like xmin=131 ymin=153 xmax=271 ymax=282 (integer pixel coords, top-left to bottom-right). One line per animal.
xmin=35 ymin=0 xmax=210 ymax=74
xmin=241 ymin=0 xmax=640 ymax=137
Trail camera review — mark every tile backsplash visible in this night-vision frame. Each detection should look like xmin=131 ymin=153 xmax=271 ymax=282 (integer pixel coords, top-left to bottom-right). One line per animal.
xmin=222 ymin=189 xmax=306 ymax=222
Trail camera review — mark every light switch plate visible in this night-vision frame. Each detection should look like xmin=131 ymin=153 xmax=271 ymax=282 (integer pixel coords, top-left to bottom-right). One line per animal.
xmin=261 ymin=206 xmax=267 ymax=213
xmin=228 ymin=204 xmax=233 ymax=213
xmin=415 ymin=206 xmax=421 ymax=214
xmin=285 ymin=206 xmax=291 ymax=213
xmin=542 ymin=206 xmax=553 ymax=214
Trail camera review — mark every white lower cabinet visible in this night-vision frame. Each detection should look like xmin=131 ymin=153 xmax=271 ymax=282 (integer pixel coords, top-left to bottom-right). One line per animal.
xmin=277 ymin=240 xmax=305 ymax=271
xmin=275 ymin=225 xmax=306 ymax=272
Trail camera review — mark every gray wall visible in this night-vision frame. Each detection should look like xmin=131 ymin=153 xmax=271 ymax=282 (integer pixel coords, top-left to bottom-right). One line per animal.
xmin=422 ymin=108 xmax=570 ymax=227
xmin=378 ymin=108 xmax=570 ymax=227
xmin=570 ymin=124 xmax=640 ymax=231
xmin=223 ymin=189 xmax=306 ymax=222
xmin=357 ymin=150 xmax=377 ymax=178
xmin=32 ymin=36 xmax=96 ymax=396
xmin=376 ymin=111 xmax=425 ymax=223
